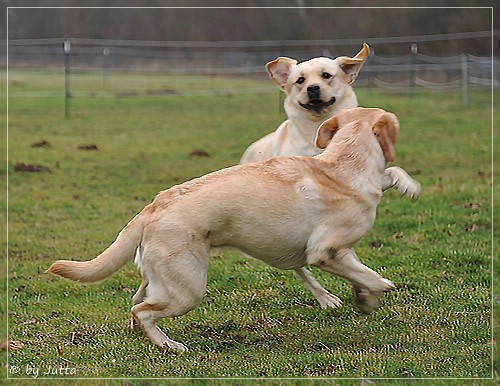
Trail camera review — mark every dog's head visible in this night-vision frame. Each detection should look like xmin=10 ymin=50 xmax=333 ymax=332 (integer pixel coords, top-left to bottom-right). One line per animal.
xmin=315 ymin=108 xmax=399 ymax=163
xmin=266 ymin=44 xmax=369 ymax=118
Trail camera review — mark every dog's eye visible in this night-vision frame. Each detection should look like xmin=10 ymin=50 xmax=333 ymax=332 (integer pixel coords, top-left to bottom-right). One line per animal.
xmin=296 ymin=77 xmax=305 ymax=85
xmin=322 ymin=72 xmax=332 ymax=79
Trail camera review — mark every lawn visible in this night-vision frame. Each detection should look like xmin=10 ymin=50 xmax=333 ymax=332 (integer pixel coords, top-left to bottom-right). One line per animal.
xmin=1 ymin=71 xmax=496 ymax=383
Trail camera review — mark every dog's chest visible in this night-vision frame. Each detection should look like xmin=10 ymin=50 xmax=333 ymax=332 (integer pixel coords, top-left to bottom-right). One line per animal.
xmin=274 ymin=120 xmax=323 ymax=158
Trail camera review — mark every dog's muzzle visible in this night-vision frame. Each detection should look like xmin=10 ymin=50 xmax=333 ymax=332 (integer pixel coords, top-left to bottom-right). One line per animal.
xmin=299 ymin=97 xmax=336 ymax=113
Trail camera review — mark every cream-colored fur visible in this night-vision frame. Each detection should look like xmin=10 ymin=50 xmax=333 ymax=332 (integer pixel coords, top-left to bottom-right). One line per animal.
xmin=240 ymin=44 xmax=420 ymax=200
xmin=240 ymin=44 xmax=370 ymax=163
xmin=49 ymin=108 xmax=408 ymax=352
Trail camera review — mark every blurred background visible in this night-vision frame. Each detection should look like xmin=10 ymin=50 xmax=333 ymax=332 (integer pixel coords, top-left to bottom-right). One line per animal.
xmin=2 ymin=3 xmax=498 ymax=105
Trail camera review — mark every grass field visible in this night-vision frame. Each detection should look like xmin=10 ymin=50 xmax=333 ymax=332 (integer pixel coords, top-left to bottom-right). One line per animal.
xmin=2 ymin=71 xmax=497 ymax=383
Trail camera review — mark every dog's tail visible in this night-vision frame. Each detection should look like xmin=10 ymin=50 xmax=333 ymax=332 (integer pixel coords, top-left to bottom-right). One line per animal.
xmin=47 ymin=211 xmax=145 ymax=283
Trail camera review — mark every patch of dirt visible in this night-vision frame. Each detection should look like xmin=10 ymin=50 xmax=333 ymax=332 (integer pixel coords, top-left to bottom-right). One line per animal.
xmin=14 ymin=162 xmax=51 ymax=173
xmin=31 ymin=139 xmax=51 ymax=148
xmin=77 ymin=144 xmax=99 ymax=151
xmin=190 ymin=149 xmax=210 ymax=157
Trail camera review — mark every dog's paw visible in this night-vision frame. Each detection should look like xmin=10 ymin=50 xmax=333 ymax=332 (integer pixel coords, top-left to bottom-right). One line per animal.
xmin=161 ymin=340 xmax=188 ymax=352
xmin=317 ymin=291 xmax=343 ymax=310
xmin=354 ymin=280 xmax=395 ymax=314
xmin=379 ymin=278 xmax=396 ymax=293
xmin=384 ymin=166 xmax=421 ymax=200
xmin=354 ymin=286 xmax=378 ymax=314
xmin=398 ymin=179 xmax=421 ymax=200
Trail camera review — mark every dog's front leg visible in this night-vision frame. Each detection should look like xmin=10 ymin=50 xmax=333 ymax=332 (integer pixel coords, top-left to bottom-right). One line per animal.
xmin=307 ymin=248 xmax=395 ymax=313
xmin=383 ymin=166 xmax=421 ymax=199
xmin=295 ymin=267 xmax=342 ymax=309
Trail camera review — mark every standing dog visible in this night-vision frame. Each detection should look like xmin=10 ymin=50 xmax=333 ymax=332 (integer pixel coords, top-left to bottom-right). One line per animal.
xmin=241 ymin=44 xmax=370 ymax=163
xmin=49 ymin=108 xmax=403 ymax=352
xmin=240 ymin=43 xmax=420 ymax=199
xmin=238 ymin=46 xmax=420 ymax=311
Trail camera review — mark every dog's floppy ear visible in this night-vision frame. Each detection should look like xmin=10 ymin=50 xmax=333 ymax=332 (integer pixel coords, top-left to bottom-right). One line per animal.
xmin=266 ymin=57 xmax=298 ymax=90
xmin=372 ymin=112 xmax=399 ymax=163
xmin=336 ymin=43 xmax=370 ymax=84
xmin=315 ymin=116 xmax=340 ymax=149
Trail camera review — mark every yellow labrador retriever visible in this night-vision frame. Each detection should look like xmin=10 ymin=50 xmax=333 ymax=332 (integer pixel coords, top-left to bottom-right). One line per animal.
xmin=240 ymin=44 xmax=370 ymax=162
xmin=49 ymin=107 xmax=402 ymax=352
xmin=240 ymin=44 xmax=420 ymax=200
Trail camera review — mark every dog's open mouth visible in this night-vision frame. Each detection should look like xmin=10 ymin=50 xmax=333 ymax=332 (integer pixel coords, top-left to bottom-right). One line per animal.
xmin=299 ymin=97 xmax=336 ymax=113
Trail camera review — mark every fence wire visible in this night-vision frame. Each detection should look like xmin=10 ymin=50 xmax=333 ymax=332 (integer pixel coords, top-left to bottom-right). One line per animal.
xmin=5 ymin=37 xmax=498 ymax=101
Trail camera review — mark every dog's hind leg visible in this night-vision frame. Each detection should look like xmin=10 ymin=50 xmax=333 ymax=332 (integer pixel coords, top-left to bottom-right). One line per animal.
xmin=295 ymin=268 xmax=342 ymax=309
xmin=130 ymin=275 xmax=148 ymax=331
xmin=131 ymin=245 xmax=209 ymax=351
xmin=307 ymin=248 xmax=395 ymax=313
xmin=131 ymin=273 xmax=206 ymax=352
xmin=132 ymin=302 xmax=190 ymax=352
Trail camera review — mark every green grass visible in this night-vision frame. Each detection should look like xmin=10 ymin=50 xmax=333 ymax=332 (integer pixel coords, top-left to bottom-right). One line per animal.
xmin=2 ymin=71 xmax=496 ymax=382
xmin=8 ymin=70 xmax=274 ymax=97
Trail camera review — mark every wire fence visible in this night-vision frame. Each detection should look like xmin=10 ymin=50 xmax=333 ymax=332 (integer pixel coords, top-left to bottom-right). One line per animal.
xmin=6 ymin=35 xmax=498 ymax=111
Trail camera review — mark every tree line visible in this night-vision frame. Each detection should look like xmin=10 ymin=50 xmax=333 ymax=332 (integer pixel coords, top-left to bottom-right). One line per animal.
xmin=4 ymin=1 xmax=495 ymax=55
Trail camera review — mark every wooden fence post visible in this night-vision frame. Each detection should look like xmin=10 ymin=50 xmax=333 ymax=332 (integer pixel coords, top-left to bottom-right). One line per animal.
xmin=410 ymin=43 xmax=418 ymax=97
xmin=63 ymin=39 xmax=71 ymax=118
xmin=461 ymin=53 xmax=468 ymax=107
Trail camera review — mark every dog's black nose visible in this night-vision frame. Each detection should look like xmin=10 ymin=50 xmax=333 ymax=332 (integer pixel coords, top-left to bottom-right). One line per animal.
xmin=307 ymin=84 xmax=321 ymax=100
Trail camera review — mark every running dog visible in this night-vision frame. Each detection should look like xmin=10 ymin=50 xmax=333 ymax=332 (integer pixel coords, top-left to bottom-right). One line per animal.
xmin=49 ymin=107 xmax=407 ymax=352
